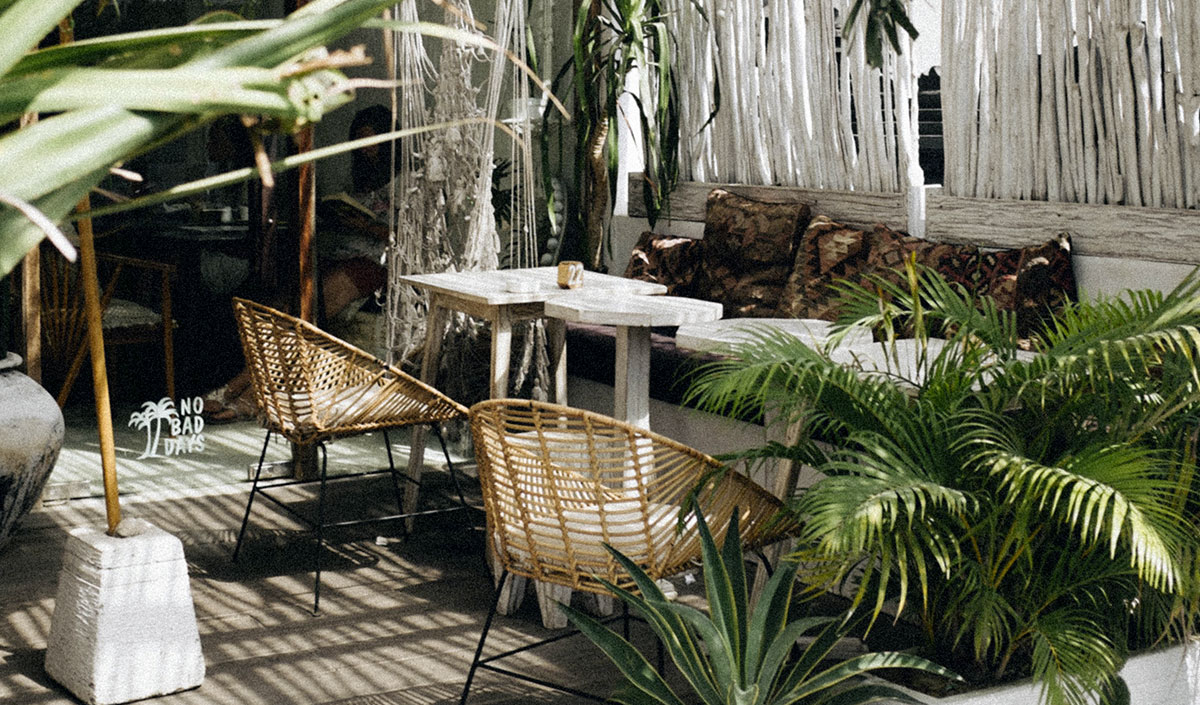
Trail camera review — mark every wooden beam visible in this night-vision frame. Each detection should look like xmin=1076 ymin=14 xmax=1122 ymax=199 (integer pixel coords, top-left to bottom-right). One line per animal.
xmin=926 ymin=192 xmax=1200 ymax=265
xmin=627 ymin=175 xmax=910 ymax=231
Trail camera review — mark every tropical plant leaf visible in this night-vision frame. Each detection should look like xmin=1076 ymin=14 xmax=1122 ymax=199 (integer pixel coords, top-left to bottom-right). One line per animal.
xmin=744 ymin=558 xmax=801 ymax=683
xmin=0 ymin=0 xmax=85 ymax=77
xmin=559 ymin=601 xmax=686 ymax=705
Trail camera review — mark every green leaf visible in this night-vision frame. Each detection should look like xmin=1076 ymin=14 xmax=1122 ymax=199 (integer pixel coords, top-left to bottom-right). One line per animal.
xmin=0 ymin=67 xmax=333 ymax=122
xmin=661 ymin=601 xmax=736 ymax=695
xmin=6 ymin=21 xmax=275 ymax=78
xmin=696 ymin=508 xmax=742 ymax=677
xmin=559 ymin=601 xmax=686 ymax=705
xmin=0 ymin=0 xmax=85 ymax=77
xmin=720 ymin=510 xmax=750 ymax=677
xmin=779 ymin=651 xmax=958 ymax=702
xmin=743 ymin=559 xmax=800 ymax=683
xmin=754 ymin=616 xmax=837 ymax=699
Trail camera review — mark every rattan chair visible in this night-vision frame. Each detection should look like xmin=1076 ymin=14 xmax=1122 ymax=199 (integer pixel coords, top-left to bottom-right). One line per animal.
xmin=41 ymin=250 xmax=175 ymax=406
xmin=461 ymin=398 xmax=799 ymax=703
xmin=230 ymin=297 xmax=470 ymax=612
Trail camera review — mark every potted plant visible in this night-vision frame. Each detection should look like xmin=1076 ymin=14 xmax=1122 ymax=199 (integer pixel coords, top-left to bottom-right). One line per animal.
xmin=685 ymin=265 xmax=1200 ymax=705
xmin=563 ymin=507 xmax=958 ymax=705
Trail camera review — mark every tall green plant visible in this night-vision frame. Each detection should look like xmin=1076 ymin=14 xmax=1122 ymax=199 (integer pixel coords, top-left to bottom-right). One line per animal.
xmin=562 ymin=508 xmax=957 ymax=705
xmin=0 ymin=0 xmax=552 ymax=276
xmin=552 ymin=0 xmax=682 ymax=270
xmin=547 ymin=0 xmax=916 ymax=271
xmin=686 ymin=266 xmax=1200 ymax=705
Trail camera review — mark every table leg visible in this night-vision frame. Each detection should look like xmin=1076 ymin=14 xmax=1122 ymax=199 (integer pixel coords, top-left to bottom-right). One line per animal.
xmin=404 ymin=301 xmax=449 ymax=524
xmin=614 ymin=325 xmax=651 ymax=429
xmin=490 ymin=307 xmax=513 ymax=400
xmin=535 ymin=581 xmax=574 ymax=629
xmin=547 ymin=317 xmax=567 ymax=405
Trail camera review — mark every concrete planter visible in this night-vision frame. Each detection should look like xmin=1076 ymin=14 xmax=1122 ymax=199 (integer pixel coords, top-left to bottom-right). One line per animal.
xmin=0 ymin=352 xmax=64 ymax=550
xmin=45 ymin=519 xmax=205 ymax=704
xmin=899 ymin=642 xmax=1200 ymax=705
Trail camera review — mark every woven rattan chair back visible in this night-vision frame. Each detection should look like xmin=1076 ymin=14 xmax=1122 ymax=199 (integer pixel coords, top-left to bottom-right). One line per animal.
xmin=470 ymin=399 xmax=797 ymax=596
xmin=230 ymin=297 xmax=471 ymax=613
xmin=232 ymin=297 xmax=465 ymax=445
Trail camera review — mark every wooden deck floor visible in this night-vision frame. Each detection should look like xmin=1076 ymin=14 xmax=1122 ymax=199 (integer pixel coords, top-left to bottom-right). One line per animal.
xmin=0 ymin=472 xmax=651 ymax=705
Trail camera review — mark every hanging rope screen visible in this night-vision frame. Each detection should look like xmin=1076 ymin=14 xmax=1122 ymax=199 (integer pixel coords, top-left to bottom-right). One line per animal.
xmin=383 ymin=0 xmax=544 ymax=404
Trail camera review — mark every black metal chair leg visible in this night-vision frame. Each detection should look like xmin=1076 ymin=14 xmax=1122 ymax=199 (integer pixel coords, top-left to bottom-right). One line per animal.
xmin=432 ymin=424 xmax=469 ymax=507
xmin=313 ymin=443 xmax=329 ymax=614
xmin=382 ymin=430 xmax=406 ymax=513
xmin=232 ymin=430 xmax=273 ymax=562
xmin=754 ymin=549 xmax=775 ymax=577
xmin=461 ymin=570 xmax=509 ymax=705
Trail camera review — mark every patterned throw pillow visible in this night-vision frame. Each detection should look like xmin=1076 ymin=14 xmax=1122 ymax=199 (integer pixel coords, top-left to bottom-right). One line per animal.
xmin=865 ymin=228 xmax=982 ymax=292
xmin=981 ymin=233 xmax=1077 ymax=336
xmin=783 ymin=216 xmax=875 ymax=321
xmin=863 ymin=227 xmax=935 ymax=287
xmin=691 ymin=189 xmax=813 ymax=317
xmin=623 ymin=231 xmax=701 ymax=296
xmin=866 ymin=230 xmax=1075 ymax=336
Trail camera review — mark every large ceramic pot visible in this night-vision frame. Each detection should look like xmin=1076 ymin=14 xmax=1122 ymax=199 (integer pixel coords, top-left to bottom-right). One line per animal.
xmin=0 ymin=352 xmax=64 ymax=550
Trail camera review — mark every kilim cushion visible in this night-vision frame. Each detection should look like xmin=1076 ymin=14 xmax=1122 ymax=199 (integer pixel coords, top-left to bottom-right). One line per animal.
xmin=691 ymin=189 xmax=812 ymax=317
xmin=783 ymin=216 xmax=875 ymax=321
xmin=624 ymin=231 xmax=701 ymax=296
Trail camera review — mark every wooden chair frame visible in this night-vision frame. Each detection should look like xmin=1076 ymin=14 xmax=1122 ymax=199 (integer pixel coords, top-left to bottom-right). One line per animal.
xmin=41 ymin=250 xmax=175 ymax=406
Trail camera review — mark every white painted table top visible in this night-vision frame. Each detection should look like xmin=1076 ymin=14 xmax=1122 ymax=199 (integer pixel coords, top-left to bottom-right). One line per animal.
xmin=544 ymin=293 xmax=723 ymax=327
xmin=675 ymin=318 xmax=874 ymax=352
xmin=397 ymin=267 xmax=667 ymax=306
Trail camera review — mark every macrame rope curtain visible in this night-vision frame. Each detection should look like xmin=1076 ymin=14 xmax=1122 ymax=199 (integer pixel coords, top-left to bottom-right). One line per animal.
xmin=384 ymin=0 xmax=540 ymax=375
xmin=381 ymin=0 xmax=545 ymax=405
xmin=667 ymin=0 xmax=920 ymax=193
xmin=943 ymin=0 xmax=1199 ymax=209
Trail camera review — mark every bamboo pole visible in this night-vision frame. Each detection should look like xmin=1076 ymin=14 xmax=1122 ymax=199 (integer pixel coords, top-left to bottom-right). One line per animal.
xmin=19 ymin=112 xmax=41 ymax=384
xmin=49 ymin=18 xmax=121 ymax=535
xmin=76 ymin=198 xmax=121 ymax=535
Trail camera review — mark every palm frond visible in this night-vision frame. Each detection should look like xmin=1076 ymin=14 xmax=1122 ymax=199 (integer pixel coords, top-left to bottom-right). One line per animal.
xmin=976 ymin=436 xmax=1187 ymax=591
xmin=1028 ymin=608 xmax=1126 ymax=705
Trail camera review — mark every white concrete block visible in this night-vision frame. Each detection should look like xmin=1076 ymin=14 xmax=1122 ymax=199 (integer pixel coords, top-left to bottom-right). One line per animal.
xmin=45 ymin=518 xmax=205 ymax=705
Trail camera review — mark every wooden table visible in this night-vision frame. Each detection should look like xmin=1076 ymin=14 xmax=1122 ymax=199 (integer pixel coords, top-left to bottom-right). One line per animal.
xmin=398 ymin=267 xmax=666 ymax=402
xmin=398 ymin=268 xmax=666 ymax=494
xmin=544 ymin=293 xmax=723 ymax=429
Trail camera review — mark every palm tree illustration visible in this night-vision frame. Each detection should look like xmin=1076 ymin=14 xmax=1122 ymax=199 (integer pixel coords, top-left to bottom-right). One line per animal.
xmin=130 ymin=397 xmax=178 ymax=459
xmin=149 ymin=397 xmax=178 ymax=457
xmin=128 ymin=406 xmax=153 ymax=459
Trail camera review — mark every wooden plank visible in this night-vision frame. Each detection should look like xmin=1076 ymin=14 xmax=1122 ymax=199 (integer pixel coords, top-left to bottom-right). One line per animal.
xmin=628 ymin=175 xmax=909 ymax=230
xmin=630 ymin=177 xmax=1200 ymax=264
xmin=926 ymin=192 xmax=1200 ymax=264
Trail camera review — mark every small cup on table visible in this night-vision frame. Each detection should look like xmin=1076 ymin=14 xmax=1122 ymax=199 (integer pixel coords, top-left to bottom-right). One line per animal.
xmin=557 ymin=261 xmax=584 ymax=289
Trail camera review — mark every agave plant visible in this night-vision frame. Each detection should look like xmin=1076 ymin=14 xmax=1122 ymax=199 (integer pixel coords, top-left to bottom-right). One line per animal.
xmin=685 ymin=265 xmax=1200 ymax=705
xmin=561 ymin=508 xmax=956 ymax=705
